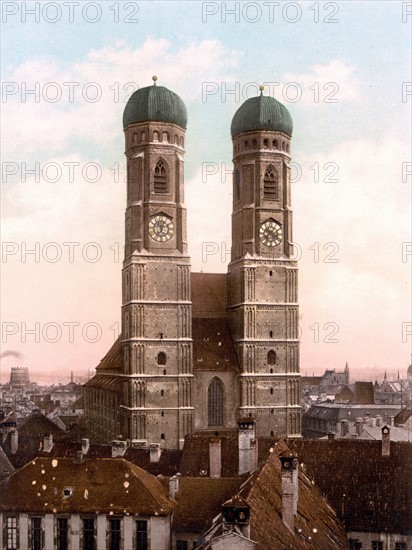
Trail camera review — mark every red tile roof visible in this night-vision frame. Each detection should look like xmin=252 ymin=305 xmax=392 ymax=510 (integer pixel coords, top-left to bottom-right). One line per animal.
xmin=0 ymin=457 xmax=176 ymax=516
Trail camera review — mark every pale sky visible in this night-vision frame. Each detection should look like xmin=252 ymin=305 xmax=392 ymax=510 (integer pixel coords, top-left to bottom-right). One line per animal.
xmin=1 ymin=1 xmax=411 ymax=384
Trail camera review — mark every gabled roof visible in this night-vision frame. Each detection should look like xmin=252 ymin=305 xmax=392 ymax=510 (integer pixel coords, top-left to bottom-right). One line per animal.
xmin=83 ymin=374 xmax=121 ymax=392
xmin=1 ymin=411 xmax=65 ymax=469
xmin=191 ymin=273 xmax=227 ymax=318
xmin=173 ymin=477 xmax=243 ymax=532
xmin=291 ymin=438 xmax=412 ymax=534
xmin=240 ymin=440 xmax=348 ymax=549
xmin=193 ymin=318 xmax=240 ymax=373
xmin=0 ymin=457 xmax=176 ymax=516
xmin=94 ymin=336 xmax=123 ymax=372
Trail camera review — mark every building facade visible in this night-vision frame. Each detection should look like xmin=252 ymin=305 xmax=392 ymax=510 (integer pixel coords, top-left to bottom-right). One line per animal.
xmin=85 ymin=79 xmax=301 ymax=447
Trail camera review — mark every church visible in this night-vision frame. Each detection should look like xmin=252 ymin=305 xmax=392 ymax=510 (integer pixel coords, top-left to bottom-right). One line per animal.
xmin=84 ymin=78 xmax=301 ymax=448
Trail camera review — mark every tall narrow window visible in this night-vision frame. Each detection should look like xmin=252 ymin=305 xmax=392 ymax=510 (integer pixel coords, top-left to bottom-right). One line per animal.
xmin=109 ymin=519 xmax=121 ymax=550
xmin=264 ymin=165 xmax=278 ymax=200
xmin=83 ymin=518 xmax=95 ymax=550
xmin=57 ymin=518 xmax=68 ymax=550
xmin=157 ymin=352 xmax=166 ymax=365
xmin=234 ymin=170 xmax=240 ymax=201
xmin=136 ymin=521 xmax=148 ymax=550
xmin=267 ymin=350 xmax=276 ymax=365
xmin=154 ymin=159 xmax=168 ymax=194
xmin=208 ymin=377 xmax=224 ymax=427
xmin=6 ymin=517 xmax=18 ymax=550
xmin=31 ymin=518 xmax=43 ymax=550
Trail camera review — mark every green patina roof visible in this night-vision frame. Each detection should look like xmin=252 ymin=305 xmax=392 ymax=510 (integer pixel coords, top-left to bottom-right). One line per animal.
xmin=231 ymin=95 xmax=293 ymax=138
xmin=123 ymin=84 xmax=187 ymax=129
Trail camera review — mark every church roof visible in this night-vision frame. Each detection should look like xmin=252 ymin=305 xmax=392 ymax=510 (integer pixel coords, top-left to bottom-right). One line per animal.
xmin=231 ymin=94 xmax=293 ymax=138
xmin=192 ymin=318 xmax=240 ymax=373
xmin=94 ymin=336 xmax=122 ymax=372
xmin=123 ymin=83 xmax=187 ymax=129
xmin=191 ymin=273 xmax=227 ymax=318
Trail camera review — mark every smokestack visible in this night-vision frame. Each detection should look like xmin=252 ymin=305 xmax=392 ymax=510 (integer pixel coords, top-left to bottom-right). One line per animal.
xmin=340 ymin=419 xmax=349 ymax=437
xmin=149 ymin=443 xmax=161 ymax=463
xmin=238 ymin=418 xmax=256 ymax=475
xmin=376 ymin=415 xmax=382 ymax=427
xmin=382 ymin=426 xmax=390 ymax=457
xmin=280 ymin=454 xmax=299 ymax=533
xmin=10 ymin=430 xmax=18 ymax=454
xmin=169 ymin=474 xmax=180 ymax=499
xmin=209 ymin=439 xmax=221 ymax=478
xmin=43 ymin=434 xmax=53 ymax=453
xmin=81 ymin=438 xmax=90 ymax=455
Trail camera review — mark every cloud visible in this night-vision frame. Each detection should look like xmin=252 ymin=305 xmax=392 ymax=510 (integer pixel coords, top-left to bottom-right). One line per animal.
xmin=284 ymin=60 xmax=362 ymax=104
xmin=2 ymin=39 xmax=241 ymax=156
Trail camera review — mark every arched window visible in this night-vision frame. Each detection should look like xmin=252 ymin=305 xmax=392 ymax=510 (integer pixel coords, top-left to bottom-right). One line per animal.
xmin=244 ymin=140 xmax=249 ymax=150
xmin=157 ymin=352 xmax=166 ymax=365
xmin=270 ymin=388 xmax=274 ymax=395
xmin=234 ymin=170 xmax=240 ymax=201
xmin=282 ymin=141 xmax=286 ymax=151
xmin=252 ymin=138 xmax=257 ymax=148
xmin=263 ymin=165 xmax=278 ymax=200
xmin=133 ymin=132 xmax=138 ymax=143
xmin=208 ymin=377 xmax=224 ymax=427
xmin=160 ymin=389 xmax=164 ymax=397
xmin=153 ymin=131 xmax=159 ymax=141
xmin=273 ymin=139 xmax=278 ymax=149
xmin=269 ymin=330 xmax=273 ymax=338
xmin=154 ymin=159 xmax=168 ymax=194
xmin=162 ymin=131 xmax=169 ymax=143
xmin=263 ymin=138 xmax=268 ymax=149
xmin=267 ymin=350 xmax=276 ymax=365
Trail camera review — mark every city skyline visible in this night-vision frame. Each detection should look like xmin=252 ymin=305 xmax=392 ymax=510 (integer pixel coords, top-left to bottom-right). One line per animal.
xmin=1 ymin=1 xmax=411 ymax=383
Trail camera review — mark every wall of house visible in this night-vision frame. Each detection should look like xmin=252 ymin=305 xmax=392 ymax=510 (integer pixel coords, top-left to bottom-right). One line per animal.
xmin=348 ymin=530 xmax=412 ymax=549
xmin=0 ymin=512 xmax=172 ymax=550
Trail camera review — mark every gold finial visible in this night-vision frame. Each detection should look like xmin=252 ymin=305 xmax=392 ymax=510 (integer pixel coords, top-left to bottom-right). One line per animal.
xmin=259 ymin=85 xmax=265 ymax=95
xmin=152 ymin=75 xmax=158 ymax=85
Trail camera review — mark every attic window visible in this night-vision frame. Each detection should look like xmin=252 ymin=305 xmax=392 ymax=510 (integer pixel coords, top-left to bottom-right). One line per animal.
xmin=63 ymin=487 xmax=73 ymax=498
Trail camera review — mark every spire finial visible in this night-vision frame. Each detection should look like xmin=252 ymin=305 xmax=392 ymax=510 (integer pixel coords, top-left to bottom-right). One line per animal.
xmin=259 ymin=84 xmax=264 ymax=96
xmin=152 ymin=75 xmax=158 ymax=86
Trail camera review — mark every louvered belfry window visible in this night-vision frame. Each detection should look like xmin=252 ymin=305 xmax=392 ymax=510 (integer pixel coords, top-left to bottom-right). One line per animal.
xmin=208 ymin=377 xmax=224 ymax=427
xmin=154 ymin=159 xmax=168 ymax=194
xmin=264 ymin=165 xmax=278 ymax=200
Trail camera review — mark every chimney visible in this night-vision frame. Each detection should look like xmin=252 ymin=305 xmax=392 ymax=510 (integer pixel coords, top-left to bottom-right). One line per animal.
xmin=149 ymin=443 xmax=161 ymax=463
xmin=10 ymin=430 xmax=18 ymax=454
xmin=238 ymin=418 xmax=256 ymax=475
xmin=73 ymin=450 xmax=84 ymax=464
xmin=327 ymin=431 xmax=336 ymax=440
xmin=111 ymin=440 xmax=127 ymax=457
xmin=249 ymin=438 xmax=258 ymax=474
xmin=389 ymin=416 xmax=395 ymax=426
xmin=81 ymin=438 xmax=90 ymax=455
xmin=43 ymin=433 xmax=53 ymax=453
xmin=382 ymin=426 xmax=390 ymax=457
xmin=355 ymin=417 xmax=363 ymax=436
xmin=169 ymin=474 xmax=180 ymax=499
xmin=376 ymin=415 xmax=382 ymax=427
xmin=340 ymin=419 xmax=349 ymax=437
xmin=209 ymin=439 xmax=221 ymax=478
xmin=280 ymin=454 xmax=299 ymax=533
xmin=369 ymin=417 xmax=377 ymax=428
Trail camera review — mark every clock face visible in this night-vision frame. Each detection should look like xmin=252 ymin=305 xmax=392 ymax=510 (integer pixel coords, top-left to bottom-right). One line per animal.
xmin=148 ymin=214 xmax=174 ymax=242
xmin=259 ymin=220 xmax=282 ymax=247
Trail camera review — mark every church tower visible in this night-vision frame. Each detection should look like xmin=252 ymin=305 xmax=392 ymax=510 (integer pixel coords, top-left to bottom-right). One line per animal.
xmin=120 ymin=78 xmax=193 ymax=449
xmin=228 ymin=88 xmax=301 ymax=437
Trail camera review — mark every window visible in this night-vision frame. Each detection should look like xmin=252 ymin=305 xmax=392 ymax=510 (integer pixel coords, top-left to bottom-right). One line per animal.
xmin=395 ymin=544 xmax=407 ymax=550
xmin=83 ymin=518 xmax=95 ymax=550
xmin=273 ymin=139 xmax=278 ymax=149
xmin=234 ymin=170 xmax=240 ymax=201
xmin=371 ymin=543 xmax=383 ymax=550
xmin=109 ymin=518 xmax=121 ymax=550
xmin=154 ymin=159 xmax=168 ymax=194
xmin=208 ymin=377 xmax=224 ymax=427
xmin=136 ymin=520 xmax=148 ymax=550
xmin=157 ymin=352 xmax=166 ymax=365
xmin=263 ymin=165 xmax=278 ymax=200
xmin=263 ymin=139 xmax=268 ymax=148
xmin=267 ymin=350 xmax=276 ymax=365
xmin=57 ymin=518 xmax=69 ymax=550
xmin=252 ymin=138 xmax=257 ymax=148
xmin=6 ymin=517 xmax=18 ymax=550
xmin=244 ymin=140 xmax=249 ymax=150
xmin=177 ymin=542 xmax=188 ymax=550
xmin=31 ymin=517 xmax=43 ymax=550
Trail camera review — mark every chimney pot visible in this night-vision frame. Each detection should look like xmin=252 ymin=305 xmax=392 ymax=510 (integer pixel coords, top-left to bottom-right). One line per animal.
xmin=73 ymin=450 xmax=83 ymax=464
xmin=382 ymin=426 xmax=390 ymax=457
xmin=169 ymin=474 xmax=180 ymax=499
xmin=10 ymin=430 xmax=18 ymax=454
xmin=238 ymin=418 xmax=256 ymax=475
xmin=280 ymin=455 xmax=299 ymax=533
xmin=328 ymin=432 xmax=336 ymax=440
xmin=149 ymin=443 xmax=161 ymax=463
xmin=81 ymin=438 xmax=90 ymax=455
xmin=355 ymin=417 xmax=363 ymax=436
xmin=376 ymin=415 xmax=382 ymax=427
xmin=43 ymin=433 xmax=53 ymax=453
xmin=340 ymin=419 xmax=349 ymax=437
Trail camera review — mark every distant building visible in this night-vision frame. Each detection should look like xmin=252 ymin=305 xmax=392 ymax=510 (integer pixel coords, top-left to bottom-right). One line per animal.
xmin=9 ymin=367 xmax=30 ymax=388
